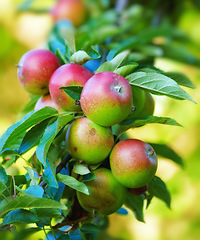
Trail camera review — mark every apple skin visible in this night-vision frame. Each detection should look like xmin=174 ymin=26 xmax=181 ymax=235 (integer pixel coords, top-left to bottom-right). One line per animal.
xmin=128 ymin=185 xmax=148 ymax=196
xmin=80 ymin=72 xmax=133 ymax=127
xmin=49 ymin=63 xmax=93 ymax=111
xmin=65 ymin=117 xmax=114 ymax=164
xmin=17 ymin=49 xmax=60 ymax=95
xmin=34 ymin=94 xmax=61 ymax=111
xmin=77 ymin=168 xmax=127 ymax=215
xmin=110 ymin=139 xmax=157 ymax=188
xmin=50 ymin=0 xmax=87 ymax=27
xmin=137 ymin=91 xmax=155 ymax=118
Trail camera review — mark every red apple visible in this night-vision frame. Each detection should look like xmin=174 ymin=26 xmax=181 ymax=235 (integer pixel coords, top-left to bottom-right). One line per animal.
xmin=17 ymin=49 xmax=60 ymax=95
xmin=80 ymin=72 xmax=133 ymax=127
xmin=49 ymin=63 xmax=93 ymax=111
xmin=77 ymin=168 xmax=127 ymax=215
xmin=50 ymin=0 xmax=87 ymax=27
xmin=65 ymin=117 xmax=114 ymax=164
xmin=110 ymin=139 xmax=157 ymax=188
xmin=34 ymin=94 xmax=61 ymax=111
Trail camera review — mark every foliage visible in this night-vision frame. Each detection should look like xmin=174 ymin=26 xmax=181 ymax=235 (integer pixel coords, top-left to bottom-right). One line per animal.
xmin=0 ymin=0 xmax=198 ymax=239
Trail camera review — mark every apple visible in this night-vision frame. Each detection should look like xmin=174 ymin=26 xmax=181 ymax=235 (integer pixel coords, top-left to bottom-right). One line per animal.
xmin=129 ymin=185 xmax=148 ymax=196
xmin=34 ymin=94 xmax=61 ymax=111
xmin=80 ymin=71 xmax=133 ymax=127
xmin=129 ymin=86 xmax=146 ymax=118
xmin=17 ymin=49 xmax=60 ymax=95
xmin=137 ymin=91 xmax=155 ymax=118
xmin=49 ymin=63 xmax=93 ymax=111
xmin=77 ymin=168 xmax=127 ymax=215
xmin=50 ymin=0 xmax=87 ymax=27
xmin=110 ymin=139 xmax=157 ymax=188
xmin=65 ymin=117 xmax=114 ymax=164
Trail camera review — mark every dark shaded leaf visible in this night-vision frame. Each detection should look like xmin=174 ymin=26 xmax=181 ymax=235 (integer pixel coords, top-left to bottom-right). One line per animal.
xmin=0 ymin=166 xmax=8 ymax=184
xmin=80 ymin=223 xmax=100 ymax=233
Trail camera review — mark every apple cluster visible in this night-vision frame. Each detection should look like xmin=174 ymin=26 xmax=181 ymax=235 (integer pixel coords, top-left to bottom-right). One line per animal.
xmin=17 ymin=49 xmax=157 ymax=216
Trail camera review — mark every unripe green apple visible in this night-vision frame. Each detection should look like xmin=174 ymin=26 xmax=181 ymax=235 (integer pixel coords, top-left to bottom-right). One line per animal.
xmin=77 ymin=168 xmax=127 ymax=215
xmin=65 ymin=117 xmax=114 ymax=164
xmin=17 ymin=49 xmax=60 ymax=95
xmin=80 ymin=72 xmax=133 ymax=127
xmin=137 ymin=91 xmax=155 ymax=118
xmin=34 ymin=94 xmax=61 ymax=111
xmin=49 ymin=63 xmax=93 ymax=111
xmin=50 ymin=0 xmax=87 ymax=27
xmin=129 ymin=86 xmax=146 ymax=118
xmin=110 ymin=139 xmax=157 ymax=188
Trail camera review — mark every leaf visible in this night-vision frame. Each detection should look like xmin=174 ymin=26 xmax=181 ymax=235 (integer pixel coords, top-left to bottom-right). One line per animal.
xmin=0 ymin=194 xmax=67 ymax=218
xmin=0 ymin=107 xmax=58 ymax=155
xmin=119 ymin=116 xmax=182 ymax=136
xmin=34 ymin=208 xmax=63 ymax=219
xmin=57 ymin=173 xmax=90 ymax=195
xmin=3 ymin=209 xmax=39 ymax=224
xmin=23 ymin=185 xmax=44 ymax=198
xmin=63 ymin=27 xmax=76 ymax=53
xmin=61 ymin=86 xmax=83 ymax=101
xmin=125 ymin=192 xmax=145 ymax=222
xmin=96 ymin=50 xmax=130 ymax=73
xmin=126 ymin=71 xmax=196 ymax=103
xmin=148 ymin=143 xmax=184 ymax=167
xmin=70 ymin=50 xmax=100 ymax=65
xmin=18 ymin=118 xmax=51 ymax=155
xmin=114 ymin=63 xmax=138 ymax=76
xmin=80 ymin=223 xmax=100 ymax=233
xmin=73 ymin=164 xmax=91 ymax=175
xmin=0 ymin=166 xmax=8 ymax=184
xmin=56 ymin=48 xmax=68 ymax=64
xmin=164 ymin=72 xmax=195 ymax=89
xmin=147 ymin=176 xmax=171 ymax=208
xmin=36 ymin=114 xmax=74 ymax=167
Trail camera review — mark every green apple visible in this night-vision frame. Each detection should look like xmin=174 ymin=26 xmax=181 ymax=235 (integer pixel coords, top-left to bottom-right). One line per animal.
xmin=77 ymin=168 xmax=127 ymax=215
xmin=65 ymin=117 xmax=114 ymax=164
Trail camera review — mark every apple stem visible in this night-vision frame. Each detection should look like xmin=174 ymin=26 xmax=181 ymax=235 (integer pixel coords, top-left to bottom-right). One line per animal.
xmin=114 ymin=85 xmax=122 ymax=93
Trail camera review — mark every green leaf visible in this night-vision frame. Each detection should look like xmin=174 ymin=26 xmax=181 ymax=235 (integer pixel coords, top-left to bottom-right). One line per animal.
xmin=119 ymin=116 xmax=182 ymax=136
xmin=18 ymin=118 xmax=52 ymax=155
xmin=0 ymin=107 xmax=58 ymax=155
xmin=63 ymin=27 xmax=76 ymax=53
xmin=126 ymin=71 xmax=196 ymax=103
xmin=61 ymin=86 xmax=83 ymax=101
xmin=0 ymin=166 xmax=8 ymax=184
xmin=80 ymin=223 xmax=100 ymax=233
xmin=56 ymin=48 xmax=68 ymax=64
xmin=57 ymin=173 xmax=90 ymax=195
xmin=114 ymin=63 xmax=138 ymax=76
xmin=36 ymin=114 xmax=74 ymax=167
xmin=147 ymin=176 xmax=171 ymax=208
xmin=0 ymin=194 xmax=67 ymax=218
xmin=125 ymin=192 xmax=145 ymax=222
xmin=164 ymin=72 xmax=195 ymax=89
xmin=3 ymin=209 xmax=39 ymax=224
xmin=70 ymin=50 xmax=100 ymax=65
xmin=148 ymin=143 xmax=184 ymax=167
xmin=34 ymin=208 xmax=63 ymax=219
xmin=96 ymin=50 xmax=130 ymax=73
xmin=73 ymin=164 xmax=91 ymax=175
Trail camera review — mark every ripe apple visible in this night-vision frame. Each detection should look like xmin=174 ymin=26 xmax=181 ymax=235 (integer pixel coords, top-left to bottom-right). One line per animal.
xmin=49 ymin=63 xmax=93 ymax=111
xmin=77 ymin=168 xmax=127 ymax=215
xmin=17 ymin=49 xmax=60 ymax=95
xmin=129 ymin=185 xmax=148 ymax=196
xmin=50 ymin=0 xmax=87 ymax=27
xmin=34 ymin=94 xmax=61 ymax=111
xmin=110 ymin=139 xmax=157 ymax=188
xmin=80 ymin=71 xmax=133 ymax=127
xmin=65 ymin=117 xmax=114 ymax=164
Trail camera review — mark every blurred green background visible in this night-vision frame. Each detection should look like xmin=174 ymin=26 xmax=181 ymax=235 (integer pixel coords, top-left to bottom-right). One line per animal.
xmin=0 ymin=0 xmax=200 ymax=240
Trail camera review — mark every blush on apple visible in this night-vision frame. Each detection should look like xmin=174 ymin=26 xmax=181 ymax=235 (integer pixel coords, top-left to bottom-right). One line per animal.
xmin=80 ymin=71 xmax=133 ymax=127
xmin=110 ymin=139 xmax=157 ymax=188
